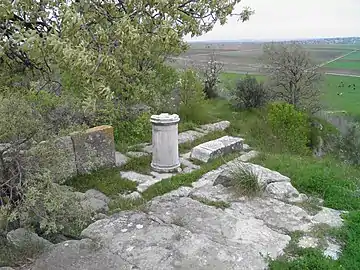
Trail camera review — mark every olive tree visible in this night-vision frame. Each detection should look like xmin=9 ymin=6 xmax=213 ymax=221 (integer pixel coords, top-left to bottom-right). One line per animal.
xmin=262 ymin=43 xmax=323 ymax=113
xmin=0 ymin=0 xmax=253 ymax=111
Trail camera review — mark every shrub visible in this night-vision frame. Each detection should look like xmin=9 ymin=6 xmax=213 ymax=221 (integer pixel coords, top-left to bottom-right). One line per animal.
xmin=267 ymin=102 xmax=311 ymax=155
xmin=0 ymin=93 xmax=92 ymax=237
xmin=233 ymin=74 xmax=268 ymax=110
xmin=177 ymin=69 xmax=211 ymax=124
xmin=336 ymin=124 xmax=360 ymax=165
xmin=113 ymin=111 xmax=152 ymax=149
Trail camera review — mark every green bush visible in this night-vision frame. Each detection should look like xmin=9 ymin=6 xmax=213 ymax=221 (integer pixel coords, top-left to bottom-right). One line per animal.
xmin=113 ymin=111 xmax=152 ymax=149
xmin=233 ymin=74 xmax=268 ymax=109
xmin=267 ymin=102 xmax=311 ymax=155
xmin=178 ymin=69 xmax=211 ymax=124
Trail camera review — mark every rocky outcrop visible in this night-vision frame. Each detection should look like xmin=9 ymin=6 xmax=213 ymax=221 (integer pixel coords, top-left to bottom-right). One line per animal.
xmin=30 ymin=157 xmax=344 ymax=270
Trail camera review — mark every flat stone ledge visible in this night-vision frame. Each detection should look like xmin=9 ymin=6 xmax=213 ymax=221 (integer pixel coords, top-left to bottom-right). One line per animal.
xmin=190 ymin=136 xmax=244 ymax=163
xmin=178 ymin=130 xmax=205 ymax=144
xmin=199 ymin=121 xmax=230 ymax=134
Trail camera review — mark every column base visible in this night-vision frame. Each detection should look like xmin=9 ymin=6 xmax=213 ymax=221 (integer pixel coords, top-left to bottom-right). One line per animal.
xmin=151 ymin=162 xmax=181 ymax=173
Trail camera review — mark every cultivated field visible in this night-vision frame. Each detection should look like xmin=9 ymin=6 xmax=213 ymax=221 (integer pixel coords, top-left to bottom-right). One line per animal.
xmin=173 ymin=42 xmax=360 ymax=76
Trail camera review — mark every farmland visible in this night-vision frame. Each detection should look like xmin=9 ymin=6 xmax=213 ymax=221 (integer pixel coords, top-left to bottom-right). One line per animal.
xmin=173 ymin=42 xmax=360 ymax=76
xmin=173 ymin=42 xmax=360 ymax=116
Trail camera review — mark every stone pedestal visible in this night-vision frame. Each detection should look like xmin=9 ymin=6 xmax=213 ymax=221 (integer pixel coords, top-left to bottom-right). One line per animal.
xmin=150 ymin=113 xmax=180 ymax=173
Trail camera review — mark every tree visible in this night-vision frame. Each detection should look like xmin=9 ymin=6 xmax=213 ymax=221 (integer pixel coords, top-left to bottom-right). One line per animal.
xmin=202 ymin=51 xmax=224 ymax=99
xmin=0 ymin=0 xmax=254 ymax=236
xmin=262 ymin=43 xmax=323 ymax=113
xmin=0 ymin=0 xmax=254 ymax=113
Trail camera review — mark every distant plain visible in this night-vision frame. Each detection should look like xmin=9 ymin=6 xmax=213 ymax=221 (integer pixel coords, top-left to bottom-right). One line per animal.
xmin=174 ymin=42 xmax=360 ymax=116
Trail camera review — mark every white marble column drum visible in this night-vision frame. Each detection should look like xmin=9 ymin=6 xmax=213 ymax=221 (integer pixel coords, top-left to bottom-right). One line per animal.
xmin=150 ymin=113 xmax=180 ymax=173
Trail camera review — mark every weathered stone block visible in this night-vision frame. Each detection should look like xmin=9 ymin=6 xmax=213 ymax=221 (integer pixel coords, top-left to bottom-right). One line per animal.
xmin=190 ymin=136 xmax=244 ymax=163
xmin=71 ymin=125 xmax=116 ymax=174
xmin=21 ymin=136 xmax=77 ymax=183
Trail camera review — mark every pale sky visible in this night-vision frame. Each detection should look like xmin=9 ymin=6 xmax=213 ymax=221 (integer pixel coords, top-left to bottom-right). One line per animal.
xmin=186 ymin=0 xmax=360 ymax=41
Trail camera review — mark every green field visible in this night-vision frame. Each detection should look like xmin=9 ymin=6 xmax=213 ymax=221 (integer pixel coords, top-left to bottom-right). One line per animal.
xmin=326 ymin=61 xmax=360 ymax=70
xmin=343 ymin=51 xmax=360 ymax=60
xmin=321 ymin=75 xmax=360 ymax=115
xmin=178 ymin=43 xmax=360 ymax=76
xmin=220 ymin=72 xmax=360 ymax=116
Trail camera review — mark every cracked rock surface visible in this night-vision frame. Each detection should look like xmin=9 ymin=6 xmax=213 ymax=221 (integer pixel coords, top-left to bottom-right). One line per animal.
xmin=30 ymin=160 xmax=344 ymax=270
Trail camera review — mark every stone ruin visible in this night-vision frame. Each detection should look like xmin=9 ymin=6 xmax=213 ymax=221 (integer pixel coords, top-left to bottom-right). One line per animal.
xmin=3 ymin=113 xmax=346 ymax=270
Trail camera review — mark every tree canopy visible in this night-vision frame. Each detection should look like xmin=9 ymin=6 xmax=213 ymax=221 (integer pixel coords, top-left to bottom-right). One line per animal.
xmin=0 ymin=0 xmax=253 ymax=112
xmin=262 ymin=43 xmax=323 ymax=113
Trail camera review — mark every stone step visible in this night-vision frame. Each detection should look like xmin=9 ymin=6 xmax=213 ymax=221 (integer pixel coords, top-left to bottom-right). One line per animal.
xmin=190 ymin=136 xmax=244 ymax=163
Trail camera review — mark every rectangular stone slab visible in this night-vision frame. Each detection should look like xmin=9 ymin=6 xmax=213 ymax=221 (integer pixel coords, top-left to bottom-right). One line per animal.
xmin=71 ymin=125 xmax=116 ymax=174
xmin=190 ymin=136 xmax=244 ymax=163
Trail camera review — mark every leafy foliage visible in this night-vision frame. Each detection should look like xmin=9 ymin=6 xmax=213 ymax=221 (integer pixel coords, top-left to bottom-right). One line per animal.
xmin=267 ymin=102 xmax=311 ymax=155
xmin=178 ymin=68 xmax=210 ymax=124
xmin=0 ymin=0 xmax=253 ymax=112
xmin=0 ymin=93 xmax=92 ymax=236
xmin=233 ymin=74 xmax=268 ymax=109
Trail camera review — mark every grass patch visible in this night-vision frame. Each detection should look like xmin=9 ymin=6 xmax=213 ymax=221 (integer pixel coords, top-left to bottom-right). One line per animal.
xmin=321 ymin=75 xmax=360 ymax=116
xmin=108 ymin=197 xmax=146 ymax=213
xmin=326 ymin=60 xmax=360 ymax=70
xmin=65 ymin=168 xmax=137 ymax=196
xmin=252 ymin=153 xmax=360 ymax=211
xmin=120 ymin=155 xmax=152 ymax=175
xmin=255 ymin=153 xmax=360 ymax=270
xmin=269 ymin=247 xmax=340 ymax=270
xmin=228 ymin=166 xmax=262 ymax=197
xmin=142 ymin=153 xmax=240 ymax=201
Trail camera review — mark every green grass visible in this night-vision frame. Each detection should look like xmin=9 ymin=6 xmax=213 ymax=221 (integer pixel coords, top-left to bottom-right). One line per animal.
xmin=65 ymin=168 xmax=137 ymax=196
xmin=253 ymin=154 xmax=360 ymax=210
xmin=326 ymin=61 xmax=360 ymax=70
xmin=321 ymin=75 xmax=360 ymax=116
xmin=254 ymin=153 xmax=360 ymax=269
xmin=120 ymin=155 xmax=152 ymax=174
xmin=228 ymin=166 xmax=262 ymax=197
xmin=343 ymin=51 xmax=360 ymax=60
xmin=220 ymin=72 xmax=266 ymax=92
xmin=220 ymin=72 xmax=360 ymax=117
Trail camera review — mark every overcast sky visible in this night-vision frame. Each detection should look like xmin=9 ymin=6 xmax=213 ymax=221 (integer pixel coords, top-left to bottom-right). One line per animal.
xmin=185 ymin=0 xmax=360 ymax=41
